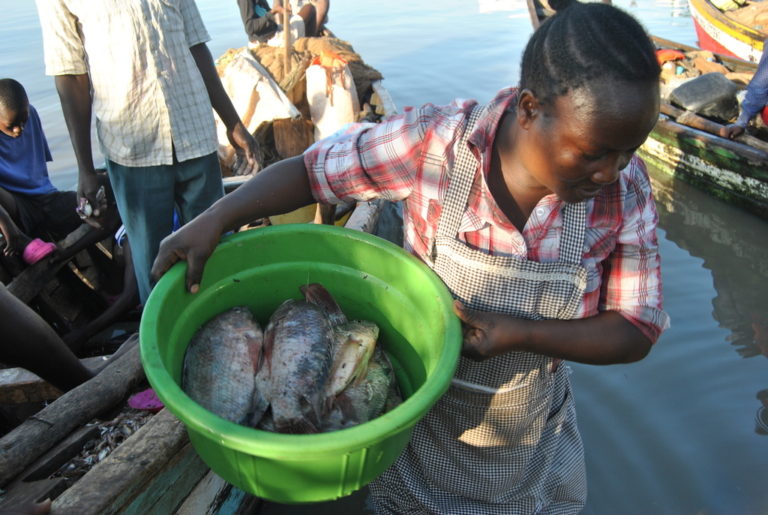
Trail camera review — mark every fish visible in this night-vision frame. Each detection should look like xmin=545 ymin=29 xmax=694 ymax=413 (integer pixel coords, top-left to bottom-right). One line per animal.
xmin=257 ymin=298 xmax=336 ymax=433
xmin=301 ymin=283 xmax=381 ymax=403
xmin=325 ymin=320 xmax=380 ymax=400
xmin=321 ymin=346 xmax=399 ymax=431
xmin=182 ymin=306 xmax=266 ymax=425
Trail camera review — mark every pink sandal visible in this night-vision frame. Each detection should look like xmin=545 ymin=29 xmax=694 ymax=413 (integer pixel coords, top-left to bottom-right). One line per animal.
xmin=128 ymin=388 xmax=164 ymax=412
xmin=22 ymin=238 xmax=57 ymax=265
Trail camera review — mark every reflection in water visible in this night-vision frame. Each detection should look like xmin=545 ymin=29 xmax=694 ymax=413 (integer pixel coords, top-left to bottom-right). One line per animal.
xmin=650 ymin=169 xmax=768 ymax=435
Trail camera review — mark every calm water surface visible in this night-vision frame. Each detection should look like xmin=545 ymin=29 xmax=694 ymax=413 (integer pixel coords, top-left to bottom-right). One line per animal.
xmin=2 ymin=0 xmax=767 ymax=513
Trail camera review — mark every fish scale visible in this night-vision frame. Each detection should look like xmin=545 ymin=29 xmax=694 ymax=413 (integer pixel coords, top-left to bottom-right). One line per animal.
xmin=182 ymin=306 xmax=264 ymax=424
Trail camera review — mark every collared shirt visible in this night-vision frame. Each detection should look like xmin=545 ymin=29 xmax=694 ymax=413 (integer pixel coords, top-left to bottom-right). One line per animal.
xmin=0 ymin=106 xmax=56 ymax=195
xmin=36 ymin=0 xmax=218 ymax=167
xmin=305 ymin=87 xmax=670 ymax=343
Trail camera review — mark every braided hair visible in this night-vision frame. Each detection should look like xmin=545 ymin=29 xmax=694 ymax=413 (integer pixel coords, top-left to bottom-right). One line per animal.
xmin=0 ymin=79 xmax=28 ymax=113
xmin=519 ymin=2 xmax=660 ymax=105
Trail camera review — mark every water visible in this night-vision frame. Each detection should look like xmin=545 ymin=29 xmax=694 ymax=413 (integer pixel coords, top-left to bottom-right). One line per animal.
xmin=3 ymin=0 xmax=767 ymax=513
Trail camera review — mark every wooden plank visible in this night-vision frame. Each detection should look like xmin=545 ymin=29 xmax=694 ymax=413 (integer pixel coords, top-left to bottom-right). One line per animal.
xmin=0 ymin=478 xmax=68 ymax=512
xmin=344 ymin=200 xmax=385 ymax=234
xmin=175 ymin=470 xmax=264 ymax=515
xmin=272 ymin=118 xmax=314 ymax=159
xmin=51 ymin=409 xmax=202 ymax=514
xmin=21 ymin=424 xmax=100 ymax=481
xmin=0 ymin=356 xmax=108 ymax=404
xmin=175 ymin=471 xmax=231 ymax=515
xmin=0 ymin=336 xmax=143 ymax=487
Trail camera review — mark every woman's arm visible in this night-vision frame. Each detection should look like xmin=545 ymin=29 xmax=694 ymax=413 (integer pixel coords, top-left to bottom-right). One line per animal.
xmin=455 ymin=303 xmax=652 ymax=364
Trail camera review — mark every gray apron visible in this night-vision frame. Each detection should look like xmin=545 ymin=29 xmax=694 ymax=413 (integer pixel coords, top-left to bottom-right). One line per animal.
xmin=369 ymin=106 xmax=588 ymax=514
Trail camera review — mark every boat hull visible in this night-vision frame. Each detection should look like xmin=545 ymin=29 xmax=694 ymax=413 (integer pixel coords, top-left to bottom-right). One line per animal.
xmin=688 ymin=0 xmax=765 ymax=62
xmin=640 ymin=119 xmax=768 ymax=219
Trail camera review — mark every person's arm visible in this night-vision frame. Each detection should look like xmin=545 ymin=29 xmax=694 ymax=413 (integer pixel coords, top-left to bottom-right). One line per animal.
xmin=721 ymin=41 xmax=768 ymax=139
xmin=54 ymin=74 xmax=105 ymax=217
xmin=151 ymin=155 xmax=313 ymax=293
xmin=189 ymin=43 xmax=260 ymax=174
xmin=456 ymin=159 xmax=667 ymax=365
xmin=454 ymin=304 xmax=652 ymax=364
xmin=237 ymin=0 xmax=280 ymax=41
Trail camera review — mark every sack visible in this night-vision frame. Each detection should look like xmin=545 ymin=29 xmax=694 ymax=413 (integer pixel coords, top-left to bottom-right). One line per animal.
xmin=669 ymin=72 xmax=739 ymax=121
xmin=215 ymin=50 xmax=300 ymax=173
xmin=306 ymin=51 xmax=360 ymax=141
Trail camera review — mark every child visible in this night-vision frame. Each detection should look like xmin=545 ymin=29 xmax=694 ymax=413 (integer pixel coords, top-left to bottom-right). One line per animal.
xmin=152 ymin=3 xmax=669 ymax=513
xmin=0 ymin=78 xmax=81 ymax=266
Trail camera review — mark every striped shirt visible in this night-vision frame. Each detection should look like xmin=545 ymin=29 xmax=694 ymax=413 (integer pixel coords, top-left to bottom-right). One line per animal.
xmin=305 ymin=88 xmax=670 ymax=342
xmin=36 ymin=0 xmax=218 ymax=167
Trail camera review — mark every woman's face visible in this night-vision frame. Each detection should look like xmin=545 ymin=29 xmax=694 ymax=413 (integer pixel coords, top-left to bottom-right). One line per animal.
xmin=515 ymin=80 xmax=659 ymax=203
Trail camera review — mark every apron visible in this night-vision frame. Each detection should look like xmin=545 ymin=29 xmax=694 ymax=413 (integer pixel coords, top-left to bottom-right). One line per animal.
xmin=369 ymin=105 xmax=589 ymax=514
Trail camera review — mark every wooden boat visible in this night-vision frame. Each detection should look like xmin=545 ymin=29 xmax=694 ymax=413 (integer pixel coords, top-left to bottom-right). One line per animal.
xmin=526 ymin=0 xmax=768 ymax=219
xmin=0 ymin=33 xmax=398 ymax=513
xmin=687 ymin=0 xmax=766 ymax=63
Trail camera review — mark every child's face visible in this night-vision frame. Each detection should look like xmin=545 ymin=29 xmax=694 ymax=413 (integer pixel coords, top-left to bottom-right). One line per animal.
xmin=0 ymin=103 xmax=30 ymax=138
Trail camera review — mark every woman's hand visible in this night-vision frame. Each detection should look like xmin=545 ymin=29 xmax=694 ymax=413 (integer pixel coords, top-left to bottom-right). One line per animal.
xmin=719 ymin=122 xmax=746 ymax=139
xmin=453 ymin=301 xmax=523 ymax=361
xmin=150 ymin=214 xmax=224 ymax=294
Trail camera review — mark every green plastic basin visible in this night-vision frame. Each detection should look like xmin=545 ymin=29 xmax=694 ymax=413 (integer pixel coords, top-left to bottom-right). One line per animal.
xmin=139 ymin=224 xmax=461 ymax=503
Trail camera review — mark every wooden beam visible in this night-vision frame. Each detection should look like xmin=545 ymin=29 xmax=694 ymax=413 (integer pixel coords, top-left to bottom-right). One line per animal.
xmin=0 ymin=335 xmax=143 ymax=487
xmin=0 ymin=356 xmax=108 ymax=404
xmin=51 ymin=409 xmax=207 ymax=514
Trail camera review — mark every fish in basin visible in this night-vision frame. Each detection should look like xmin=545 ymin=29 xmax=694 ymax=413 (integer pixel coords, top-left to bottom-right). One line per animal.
xmin=182 ymin=306 xmax=266 ymax=425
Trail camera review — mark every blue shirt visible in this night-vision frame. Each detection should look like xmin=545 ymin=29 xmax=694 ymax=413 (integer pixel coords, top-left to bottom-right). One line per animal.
xmin=737 ymin=40 xmax=768 ymax=126
xmin=0 ymin=105 xmax=56 ymax=195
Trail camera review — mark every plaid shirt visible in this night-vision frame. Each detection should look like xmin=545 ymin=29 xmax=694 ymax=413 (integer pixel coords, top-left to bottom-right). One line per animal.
xmin=37 ymin=0 xmax=217 ymax=167
xmin=305 ymin=88 xmax=670 ymax=343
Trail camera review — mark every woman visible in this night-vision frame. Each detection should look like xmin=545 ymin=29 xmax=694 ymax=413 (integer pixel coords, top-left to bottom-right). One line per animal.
xmin=152 ymin=2 xmax=669 ymax=512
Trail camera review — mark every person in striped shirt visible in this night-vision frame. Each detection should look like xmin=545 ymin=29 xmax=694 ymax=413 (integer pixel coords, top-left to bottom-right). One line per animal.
xmin=153 ymin=3 xmax=669 ymax=513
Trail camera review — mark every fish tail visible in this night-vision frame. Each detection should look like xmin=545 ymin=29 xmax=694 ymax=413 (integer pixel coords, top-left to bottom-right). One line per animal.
xmin=300 ymin=283 xmax=348 ymax=325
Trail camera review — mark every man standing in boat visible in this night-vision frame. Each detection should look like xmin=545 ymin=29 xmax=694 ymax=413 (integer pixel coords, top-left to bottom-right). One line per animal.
xmin=35 ymin=0 xmax=260 ymax=305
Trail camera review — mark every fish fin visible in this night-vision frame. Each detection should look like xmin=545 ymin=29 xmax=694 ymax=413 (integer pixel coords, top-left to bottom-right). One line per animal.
xmin=300 ymin=283 xmax=348 ymax=325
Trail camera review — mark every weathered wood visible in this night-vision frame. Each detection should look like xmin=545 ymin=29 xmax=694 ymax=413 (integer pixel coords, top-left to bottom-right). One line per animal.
xmin=0 ymin=336 xmax=143 ymax=487
xmin=22 ymin=424 xmax=100 ymax=481
xmin=5 ymin=255 xmax=68 ymax=305
xmin=660 ymin=102 xmax=768 ymax=154
xmin=175 ymin=471 xmax=261 ymax=515
xmin=0 ymin=356 xmax=107 ymax=404
xmin=51 ymin=409 xmax=205 ymax=515
xmin=0 ymin=478 xmax=68 ymax=512
xmin=344 ymin=200 xmax=385 ymax=233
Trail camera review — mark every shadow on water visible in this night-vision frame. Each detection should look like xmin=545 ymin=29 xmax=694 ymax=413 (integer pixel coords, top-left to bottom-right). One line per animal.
xmin=650 ymin=168 xmax=768 ymax=433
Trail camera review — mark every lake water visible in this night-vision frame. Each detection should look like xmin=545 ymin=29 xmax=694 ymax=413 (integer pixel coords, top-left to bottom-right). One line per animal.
xmin=3 ymin=0 xmax=767 ymax=513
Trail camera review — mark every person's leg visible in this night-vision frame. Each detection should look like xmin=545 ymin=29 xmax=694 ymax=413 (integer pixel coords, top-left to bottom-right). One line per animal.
xmin=173 ymin=152 xmax=225 ymax=225
xmin=0 ymin=283 xmax=93 ymax=391
xmin=106 ymin=161 xmax=176 ymax=304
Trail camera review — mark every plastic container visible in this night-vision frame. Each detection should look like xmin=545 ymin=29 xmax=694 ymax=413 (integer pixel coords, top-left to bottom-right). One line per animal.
xmin=139 ymin=224 xmax=462 ymax=503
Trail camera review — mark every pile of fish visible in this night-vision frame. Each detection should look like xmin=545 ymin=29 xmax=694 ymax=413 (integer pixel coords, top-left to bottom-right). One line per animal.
xmin=182 ymin=283 xmax=402 ymax=434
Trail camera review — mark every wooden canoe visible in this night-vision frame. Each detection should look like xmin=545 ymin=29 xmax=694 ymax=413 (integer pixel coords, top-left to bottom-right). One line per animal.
xmin=526 ymin=0 xmax=768 ymax=219
xmin=687 ymin=0 xmax=766 ymax=63
xmin=0 ymin=35 xmax=399 ymax=514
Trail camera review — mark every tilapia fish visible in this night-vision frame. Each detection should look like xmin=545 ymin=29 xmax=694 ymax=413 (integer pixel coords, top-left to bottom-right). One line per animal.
xmin=301 ymin=284 xmax=379 ymax=401
xmin=322 ymin=346 xmax=401 ymax=431
xmin=325 ymin=320 xmax=379 ymax=400
xmin=258 ymin=298 xmax=336 ymax=433
xmin=182 ymin=306 xmax=265 ymax=424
